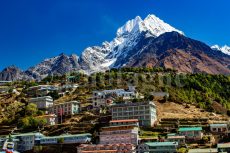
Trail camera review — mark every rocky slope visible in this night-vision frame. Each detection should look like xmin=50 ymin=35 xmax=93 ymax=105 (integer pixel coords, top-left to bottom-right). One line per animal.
xmin=79 ymin=14 xmax=230 ymax=74
xmin=25 ymin=53 xmax=80 ymax=80
xmin=0 ymin=66 xmax=31 ymax=81
xmin=79 ymin=14 xmax=183 ymax=73
xmin=117 ymin=31 xmax=230 ymax=74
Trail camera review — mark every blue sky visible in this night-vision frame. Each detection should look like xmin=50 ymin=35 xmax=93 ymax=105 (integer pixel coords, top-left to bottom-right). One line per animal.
xmin=0 ymin=0 xmax=230 ymax=70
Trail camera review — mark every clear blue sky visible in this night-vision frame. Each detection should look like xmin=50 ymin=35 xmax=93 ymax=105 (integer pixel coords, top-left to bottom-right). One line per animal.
xmin=0 ymin=0 xmax=229 ymax=70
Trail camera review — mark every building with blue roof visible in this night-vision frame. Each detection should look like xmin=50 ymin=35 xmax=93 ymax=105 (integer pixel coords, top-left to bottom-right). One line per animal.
xmin=40 ymin=133 xmax=92 ymax=145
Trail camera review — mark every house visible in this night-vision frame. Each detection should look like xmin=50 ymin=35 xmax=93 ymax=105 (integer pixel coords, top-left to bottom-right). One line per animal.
xmin=29 ymin=96 xmax=53 ymax=109
xmin=217 ymin=143 xmax=230 ymax=152
xmin=61 ymin=84 xmax=78 ymax=91
xmin=0 ymin=137 xmax=5 ymax=148
xmin=49 ymin=101 xmax=80 ymax=116
xmin=36 ymin=114 xmax=57 ymax=125
xmin=100 ymin=119 xmax=139 ymax=145
xmin=77 ymin=143 xmax=136 ymax=153
xmin=92 ymin=86 xmax=139 ymax=108
xmin=0 ymin=81 xmax=12 ymax=86
xmin=137 ymin=142 xmax=178 ymax=153
xmin=0 ymin=86 xmax=9 ymax=93
xmin=111 ymin=101 xmax=157 ymax=127
xmin=40 ymin=133 xmax=92 ymax=145
xmin=11 ymin=132 xmax=44 ymax=152
xmin=188 ymin=148 xmax=218 ymax=153
xmin=166 ymin=135 xmax=186 ymax=146
xmin=210 ymin=124 xmax=228 ymax=134
xmin=178 ymin=127 xmax=203 ymax=141
xmin=27 ymin=85 xmax=59 ymax=97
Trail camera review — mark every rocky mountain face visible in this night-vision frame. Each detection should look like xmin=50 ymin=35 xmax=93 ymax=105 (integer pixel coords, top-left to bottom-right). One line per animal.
xmin=79 ymin=14 xmax=184 ymax=73
xmin=79 ymin=14 xmax=230 ymax=74
xmin=0 ymin=14 xmax=230 ymax=81
xmin=119 ymin=31 xmax=230 ymax=74
xmin=0 ymin=66 xmax=30 ymax=81
xmin=25 ymin=53 xmax=80 ymax=80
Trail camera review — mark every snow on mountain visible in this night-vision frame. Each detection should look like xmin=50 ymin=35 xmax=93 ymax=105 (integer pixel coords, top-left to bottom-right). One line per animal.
xmin=80 ymin=14 xmax=184 ymax=73
xmin=211 ymin=45 xmax=230 ymax=56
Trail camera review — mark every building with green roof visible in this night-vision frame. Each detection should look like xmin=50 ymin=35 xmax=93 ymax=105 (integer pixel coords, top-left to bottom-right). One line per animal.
xmin=178 ymin=127 xmax=203 ymax=141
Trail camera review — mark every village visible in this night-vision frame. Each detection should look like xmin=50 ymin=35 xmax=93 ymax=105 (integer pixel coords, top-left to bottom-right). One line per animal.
xmin=0 ymin=79 xmax=230 ymax=153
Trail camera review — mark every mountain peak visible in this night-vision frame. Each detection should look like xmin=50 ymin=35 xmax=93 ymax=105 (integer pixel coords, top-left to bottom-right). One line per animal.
xmin=116 ymin=16 xmax=143 ymax=37
xmin=211 ymin=45 xmax=230 ymax=55
xmin=0 ymin=65 xmax=29 ymax=81
xmin=143 ymin=14 xmax=184 ymax=37
xmin=116 ymin=14 xmax=184 ymax=38
xmin=3 ymin=65 xmax=21 ymax=71
xmin=59 ymin=53 xmax=67 ymax=57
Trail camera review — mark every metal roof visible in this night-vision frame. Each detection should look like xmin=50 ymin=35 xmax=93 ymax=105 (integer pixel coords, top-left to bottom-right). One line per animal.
xmin=217 ymin=143 xmax=230 ymax=148
xmin=41 ymin=133 xmax=92 ymax=139
xmin=11 ymin=132 xmax=43 ymax=137
xmin=210 ymin=124 xmax=227 ymax=127
xmin=188 ymin=148 xmax=218 ymax=153
xmin=145 ymin=141 xmax=178 ymax=147
xmin=178 ymin=127 xmax=202 ymax=132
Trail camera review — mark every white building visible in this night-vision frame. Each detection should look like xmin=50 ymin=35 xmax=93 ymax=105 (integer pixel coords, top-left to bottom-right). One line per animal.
xmin=210 ymin=124 xmax=228 ymax=134
xmin=0 ymin=81 xmax=12 ymax=86
xmin=92 ymin=86 xmax=138 ymax=107
xmin=40 ymin=133 xmax=92 ymax=145
xmin=61 ymin=84 xmax=78 ymax=90
xmin=49 ymin=101 xmax=80 ymax=116
xmin=36 ymin=114 xmax=57 ymax=125
xmin=111 ymin=101 xmax=157 ymax=127
xmin=29 ymin=96 xmax=53 ymax=109
xmin=11 ymin=132 xmax=44 ymax=152
xmin=166 ymin=135 xmax=186 ymax=146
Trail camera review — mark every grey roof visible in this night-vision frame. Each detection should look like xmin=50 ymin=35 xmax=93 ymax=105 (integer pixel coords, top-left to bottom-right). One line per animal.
xmin=145 ymin=142 xmax=178 ymax=147
xmin=188 ymin=148 xmax=218 ymax=153
xmin=210 ymin=124 xmax=227 ymax=127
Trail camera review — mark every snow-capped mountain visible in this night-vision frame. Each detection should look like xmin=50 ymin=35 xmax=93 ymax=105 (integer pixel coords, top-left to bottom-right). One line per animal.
xmin=25 ymin=53 xmax=80 ymax=80
xmin=79 ymin=14 xmax=183 ymax=73
xmin=1 ymin=14 xmax=230 ymax=81
xmin=211 ymin=45 xmax=230 ymax=56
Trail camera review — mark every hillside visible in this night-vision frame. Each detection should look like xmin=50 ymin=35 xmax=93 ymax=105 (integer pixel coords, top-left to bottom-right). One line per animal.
xmin=0 ymin=69 xmax=229 ymax=135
